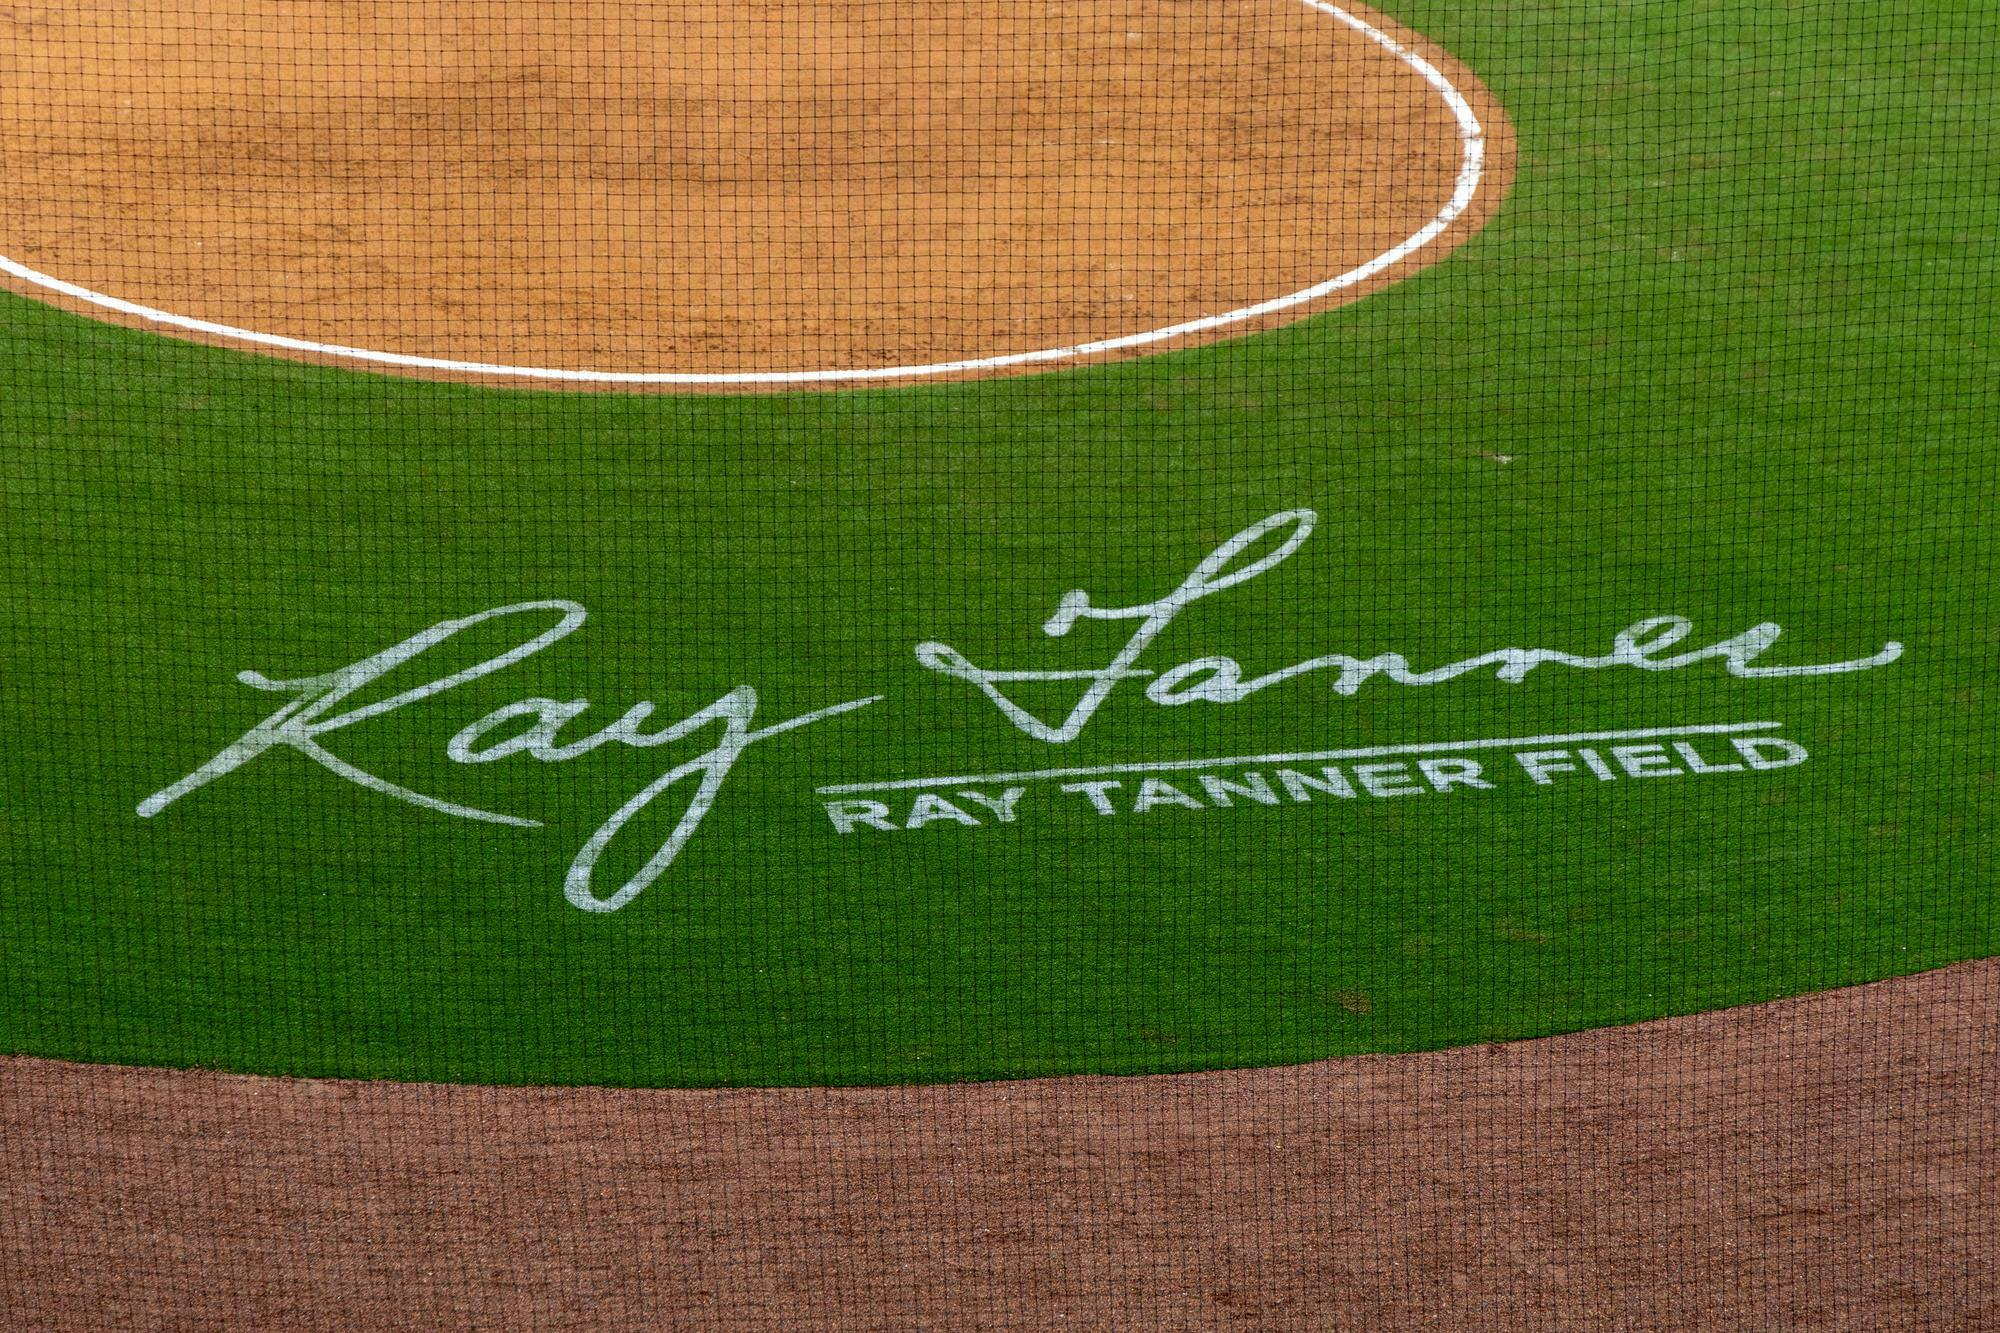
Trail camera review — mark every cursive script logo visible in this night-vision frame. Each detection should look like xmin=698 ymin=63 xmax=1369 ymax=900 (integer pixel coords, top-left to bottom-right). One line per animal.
xmin=139 ymin=509 xmax=1903 ymax=912
xmin=915 ymin=510 xmax=1903 ymax=742
xmin=137 ymin=601 xmax=882 ymax=913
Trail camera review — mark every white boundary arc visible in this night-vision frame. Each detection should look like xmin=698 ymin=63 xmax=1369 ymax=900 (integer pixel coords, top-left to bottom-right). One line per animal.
xmin=0 ymin=0 xmax=1491 ymax=386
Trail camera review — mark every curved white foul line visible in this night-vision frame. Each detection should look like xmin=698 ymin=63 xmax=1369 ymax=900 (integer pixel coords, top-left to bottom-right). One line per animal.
xmin=0 ymin=0 xmax=1489 ymax=386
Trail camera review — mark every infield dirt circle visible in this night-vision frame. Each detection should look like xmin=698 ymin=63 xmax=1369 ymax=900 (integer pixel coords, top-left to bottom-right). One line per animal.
xmin=0 ymin=0 xmax=1513 ymax=386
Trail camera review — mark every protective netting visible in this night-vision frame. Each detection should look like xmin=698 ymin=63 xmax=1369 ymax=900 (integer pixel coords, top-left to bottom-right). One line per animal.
xmin=1 ymin=2 xmax=1993 ymax=1326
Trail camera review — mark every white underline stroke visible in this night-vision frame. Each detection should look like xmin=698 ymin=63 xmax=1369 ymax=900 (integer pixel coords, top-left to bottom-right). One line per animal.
xmin=0 ymin=0 xmax=1489 ymax=385
xmin=814 ymin=722 xmax=1783 ymax=794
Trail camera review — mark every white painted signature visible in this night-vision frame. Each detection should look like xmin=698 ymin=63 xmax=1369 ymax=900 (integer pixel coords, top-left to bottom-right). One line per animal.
xmin=917 ymin=510 xmax=1902 ymax=742
xmin=137 ymin=603 xmax=882 ymax=913
xmin=140 ymin=509 xmax=1903 ymax=911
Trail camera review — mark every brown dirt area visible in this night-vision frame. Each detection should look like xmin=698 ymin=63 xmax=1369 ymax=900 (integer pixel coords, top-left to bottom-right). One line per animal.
xmin=4 ymin=960 xmax=1994 ymax=1328
xmin=0 ymin=0 xmax=1512 ymax=385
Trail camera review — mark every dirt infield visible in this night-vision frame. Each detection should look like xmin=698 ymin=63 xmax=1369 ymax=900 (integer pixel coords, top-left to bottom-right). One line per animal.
xmin=0 ymin=0 xmax=1512 ymax=385
xmin=4 ymin=960 xmax=1992 ymax=1329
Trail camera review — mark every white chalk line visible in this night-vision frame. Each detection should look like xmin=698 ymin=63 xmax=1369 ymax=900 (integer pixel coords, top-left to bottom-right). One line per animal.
xmin=0 ymin=0 xmax=1490 ymax=385
xmin=813 ymin=722 xmax=1784 ymax=795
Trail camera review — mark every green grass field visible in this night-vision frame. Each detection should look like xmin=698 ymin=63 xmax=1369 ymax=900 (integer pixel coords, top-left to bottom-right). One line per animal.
xmin=2 ymin=0 xmax=1994 ymax=1087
